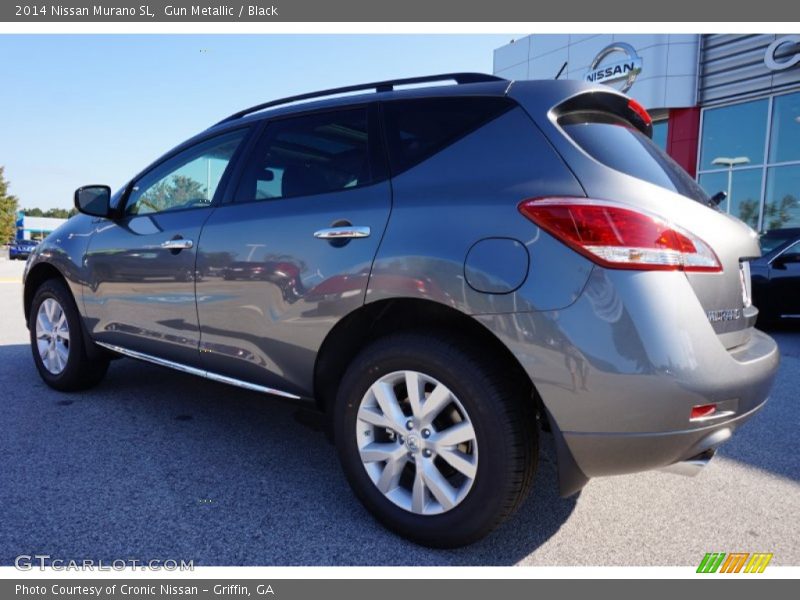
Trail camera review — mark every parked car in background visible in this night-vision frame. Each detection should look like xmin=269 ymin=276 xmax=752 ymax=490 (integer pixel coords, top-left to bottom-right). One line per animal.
xmin=751 ymin=228 xmax=800 ymax=324
xmin=21 ymin=74 xmax=779 ymax=547
xmin=8 ymin=239 xmax=38 ymax=260
xmin=759 ymin=227 xmax=800 ymax=255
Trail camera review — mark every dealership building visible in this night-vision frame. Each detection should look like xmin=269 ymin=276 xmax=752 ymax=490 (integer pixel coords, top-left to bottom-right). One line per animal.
xmin=15 ymin=212 xmax=67 ymax=241
xmin=494 ymin=34 xmax=800 ymax=233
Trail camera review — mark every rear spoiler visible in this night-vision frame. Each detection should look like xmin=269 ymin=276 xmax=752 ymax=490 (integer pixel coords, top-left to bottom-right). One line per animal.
xmin=550 ymin=91 xmax=654 ymax=138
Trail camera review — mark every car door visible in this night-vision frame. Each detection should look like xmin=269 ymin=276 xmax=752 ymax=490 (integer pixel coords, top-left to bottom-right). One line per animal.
xmin=195 ymin=105 xmax=391 ymax=396
xmin=768 ymin=241 xmax=800 ymax=318
xmin=83 ymin=128 xmax=249 ymax=366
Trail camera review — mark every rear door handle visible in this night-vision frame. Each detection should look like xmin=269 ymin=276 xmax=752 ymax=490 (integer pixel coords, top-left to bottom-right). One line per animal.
xmin=313 ymin=226 xmax=371 ymax=240
xmin=161 ymin=238 xmax=194 ymax=250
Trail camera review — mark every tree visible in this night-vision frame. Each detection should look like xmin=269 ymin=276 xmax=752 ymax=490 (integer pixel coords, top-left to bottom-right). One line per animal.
xmin=764 ymin=194 xmax=799 ymax=231
xmin=736 ymin=198 xmax=760 ymax=229
xmin=42 ymin=207 xmax=72 ymax=219
xmin=0 ymin=166 xmax=19 ymax=244
xmin=22 ymin=207 xmax=79 ymax=219
xmin=137 ymin=175 xmax=207 ymax=212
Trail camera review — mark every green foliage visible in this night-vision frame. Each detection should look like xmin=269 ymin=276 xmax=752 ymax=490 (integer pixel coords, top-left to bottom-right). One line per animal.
xmin=22 ymin=207 xmax=76 ymax=219
xmin=737 ymin=199 xmax=760 ymax=229
xmin=0 ymin=166 xmax=19 ymax=243
xmin=734 ymin=194 xmax=798 ymax=231
xmin=763 ymin=194 xmax=799 ymax=231
xmin=134 ymin=175 xmax=207 ymax=213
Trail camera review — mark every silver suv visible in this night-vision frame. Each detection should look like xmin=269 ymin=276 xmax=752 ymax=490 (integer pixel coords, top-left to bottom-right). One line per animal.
xmin=23 ymin=73 xmax=779 ymax=547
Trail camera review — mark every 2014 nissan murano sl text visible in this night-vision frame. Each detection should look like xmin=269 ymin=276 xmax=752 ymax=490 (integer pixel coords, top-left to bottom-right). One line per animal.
xmin=23 ymin=74 xmax=780 ymax=547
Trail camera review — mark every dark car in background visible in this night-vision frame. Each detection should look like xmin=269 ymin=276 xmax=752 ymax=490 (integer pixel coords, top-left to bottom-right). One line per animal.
xmin=759 ymin=227 xmax=800 ymax=254
xmin=21 ymin=73 xmax=779 ymax=547
xmin=752 ymin=228 xmax=800 ymax=324
xmin=8 ymin=239 xmax=38 ymax=260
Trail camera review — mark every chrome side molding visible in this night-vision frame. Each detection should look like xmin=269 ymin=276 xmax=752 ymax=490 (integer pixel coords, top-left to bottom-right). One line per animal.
xmin=95 ymin=341 xmax=302 ymax=400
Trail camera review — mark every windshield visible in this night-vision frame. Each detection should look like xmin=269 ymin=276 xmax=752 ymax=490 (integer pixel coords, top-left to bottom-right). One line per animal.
xmin=559 ymin=111 xmax=711 ymax=205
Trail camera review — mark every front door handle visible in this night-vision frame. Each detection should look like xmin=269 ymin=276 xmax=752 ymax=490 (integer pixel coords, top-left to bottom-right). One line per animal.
xmin=161 ymin=238 xmax=194 ymax=250
xmin=313 ymin=226 xmax=371 ymax=240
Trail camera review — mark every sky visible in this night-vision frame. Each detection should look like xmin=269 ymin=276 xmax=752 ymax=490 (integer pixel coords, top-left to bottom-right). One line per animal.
xmin=0 ymin=34 xmax=515 ymax=210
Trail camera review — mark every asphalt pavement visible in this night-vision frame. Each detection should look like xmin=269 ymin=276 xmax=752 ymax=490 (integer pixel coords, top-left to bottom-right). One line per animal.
xmin=0 ymin=257 xmax=798 ymax=566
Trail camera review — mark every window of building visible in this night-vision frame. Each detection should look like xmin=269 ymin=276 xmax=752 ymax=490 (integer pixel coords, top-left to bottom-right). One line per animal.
xmin=769 ymin=92 xmax=800 ymax=164
xmin=697 ymin=91 xmax=800 ymax=232
xmin=651 ymin=120 xmax=668 ymax=151
xmin=699 ymin=99 xmax=768 ymax=172
xmin=698 ymin=169 xmax=762 ymax=229
xmin=764 ymin=165 xmax=800 ymax=230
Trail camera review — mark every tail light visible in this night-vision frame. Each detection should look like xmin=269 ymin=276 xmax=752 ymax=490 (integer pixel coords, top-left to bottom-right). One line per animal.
xmin=519 ymin=198 xmax=721 ymax=272
xmin=690 ymin=404 xmax=717 ymax=420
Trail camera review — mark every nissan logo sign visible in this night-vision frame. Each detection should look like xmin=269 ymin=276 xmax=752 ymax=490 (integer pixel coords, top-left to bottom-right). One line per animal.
xmin=764 ymin=35 xmax=800 ymax=71
xmin=584 ymin=42 xmax=643 ymax=93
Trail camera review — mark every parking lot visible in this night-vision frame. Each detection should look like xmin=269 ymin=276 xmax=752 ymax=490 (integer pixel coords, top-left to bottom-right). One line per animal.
xmin=0 ymin=256 xmax=798 ymax=566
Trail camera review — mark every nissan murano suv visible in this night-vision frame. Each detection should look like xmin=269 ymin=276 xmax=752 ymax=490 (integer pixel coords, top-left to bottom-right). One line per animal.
xmin=23 ymin=74 xmax=779 ymax=547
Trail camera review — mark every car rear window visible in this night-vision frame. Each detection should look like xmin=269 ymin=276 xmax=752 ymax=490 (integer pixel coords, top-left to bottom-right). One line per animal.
xmin=559 ymin=111 xmax=710 ymax=204
xmin=381 ymin=96 xmax=516 ymax=175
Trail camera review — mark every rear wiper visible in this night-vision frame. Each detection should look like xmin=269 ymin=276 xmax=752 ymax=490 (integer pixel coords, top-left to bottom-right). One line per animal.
xmin=709 ymin=190 xmax=727 ymax=207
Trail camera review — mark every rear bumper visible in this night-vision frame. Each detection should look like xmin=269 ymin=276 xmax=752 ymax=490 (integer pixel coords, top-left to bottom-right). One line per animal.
xmin=563 ymin=396 xmax=766 ymax=479
xmin=474 ymin=267 xmax=780 ymax=495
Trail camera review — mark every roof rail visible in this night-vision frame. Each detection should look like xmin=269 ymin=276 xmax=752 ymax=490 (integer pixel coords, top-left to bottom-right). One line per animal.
xmin=215 ymin=72 xmax=506 ymax=125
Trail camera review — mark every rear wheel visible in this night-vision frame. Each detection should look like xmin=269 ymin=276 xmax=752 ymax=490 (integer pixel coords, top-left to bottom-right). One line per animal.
xmin=334 ymin=332 xmax=537 ymax=547
xmin=29 ymin=279 xmax=109 ymax=391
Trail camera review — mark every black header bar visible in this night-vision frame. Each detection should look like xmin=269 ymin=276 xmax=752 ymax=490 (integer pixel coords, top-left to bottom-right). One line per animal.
xmin=1 ymin=1 xmax=797 ymax=22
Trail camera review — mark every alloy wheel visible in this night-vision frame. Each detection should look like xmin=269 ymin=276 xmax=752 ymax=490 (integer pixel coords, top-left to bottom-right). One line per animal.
xmin=355 ymin=370 xmax=478 ymax=515
xmin=35 ymin=298 xmax=70 ymax=374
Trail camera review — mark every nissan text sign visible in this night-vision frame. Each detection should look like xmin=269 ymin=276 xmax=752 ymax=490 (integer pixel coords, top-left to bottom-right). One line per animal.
xmin=584 ymin=42 xmax=643 ymax=93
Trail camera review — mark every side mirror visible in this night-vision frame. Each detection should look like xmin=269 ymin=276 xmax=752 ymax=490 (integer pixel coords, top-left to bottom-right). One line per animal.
xmin=74 ymin=185 xmax=112 ymax=218
xmin=772 ymin=253 xmax=800 ymax=269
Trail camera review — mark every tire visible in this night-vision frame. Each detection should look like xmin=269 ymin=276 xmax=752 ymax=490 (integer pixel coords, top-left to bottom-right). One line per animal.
xmin=29 ymin=278 xmax=109 ymax=391
xmin=334 ymin=331 xmax=537 ymax=548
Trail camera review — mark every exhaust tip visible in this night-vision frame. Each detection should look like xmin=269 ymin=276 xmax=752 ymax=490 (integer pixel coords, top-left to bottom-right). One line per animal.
xmin=660 ymin=448 xmax=716 ymax=477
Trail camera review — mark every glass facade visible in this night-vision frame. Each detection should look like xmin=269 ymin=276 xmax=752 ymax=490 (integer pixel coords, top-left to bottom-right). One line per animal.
xmin=651 ymin=120 xmax=668 ymax=151
xmin=697 ymin=91 xmax=800 ymax=232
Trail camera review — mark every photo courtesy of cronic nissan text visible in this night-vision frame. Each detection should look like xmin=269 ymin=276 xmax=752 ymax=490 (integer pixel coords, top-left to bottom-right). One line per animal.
xmin=0 ymin=8 xmax=798 ymax=593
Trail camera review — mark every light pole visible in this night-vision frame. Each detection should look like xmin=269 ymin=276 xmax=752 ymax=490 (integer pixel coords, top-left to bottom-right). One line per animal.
xmin=711 ymin=156 xmax=750 ymax=214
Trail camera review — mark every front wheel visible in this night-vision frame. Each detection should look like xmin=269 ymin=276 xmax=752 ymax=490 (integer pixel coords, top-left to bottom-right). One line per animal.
xmin=334 ymin=332 xmax=537 ymax=548
xmin=29 ymin=279 xmax=109 ymax=391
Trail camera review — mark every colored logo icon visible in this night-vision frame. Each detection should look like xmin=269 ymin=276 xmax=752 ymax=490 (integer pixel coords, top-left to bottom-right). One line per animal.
xmin=697 ymin=552 xmax=773 ymax=573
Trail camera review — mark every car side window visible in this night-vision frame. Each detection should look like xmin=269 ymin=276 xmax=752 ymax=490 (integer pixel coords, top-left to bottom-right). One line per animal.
xmin=780 ymin=243 xmax=800 ymax=263
xmin=236 ymin=108 xmax=371 ymax=202
xmin=126 ymin=129 xmax=247 ymax=216
xmin=381 ymin=96 xmax=516 ymax=175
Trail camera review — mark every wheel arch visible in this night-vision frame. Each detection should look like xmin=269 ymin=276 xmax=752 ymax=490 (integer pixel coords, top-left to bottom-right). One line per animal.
xmin=313 ymin=297 xmax=538 ymax=417
xmin=24 ymin=262 xmax=69 ymax=325
xmin=24 ymin=262 xmax=107 ymax=362
xmin=314 ymin=297 xmax=590 ymax=497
